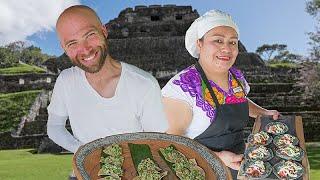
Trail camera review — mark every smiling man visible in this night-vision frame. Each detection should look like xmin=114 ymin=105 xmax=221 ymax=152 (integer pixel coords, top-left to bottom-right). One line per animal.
xmin=47 ymin=5 xmax=168 ymax=155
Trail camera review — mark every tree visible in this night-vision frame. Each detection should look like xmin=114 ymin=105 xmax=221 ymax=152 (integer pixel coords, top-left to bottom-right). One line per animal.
xmin=306 ymin=0 xmax=320 ymax=17
xmin=306 ymin=0 xmax=320 ymax=61
xmin=273 ymin=50 xmax=303 ymax=62
xmin=256 ymin=44 xmax=288 ymax=61
xmin=20 ymin=45 xmax=50 ymax=66
xmin=297 ymin=0 xmax=320 ymax=105
xmin=256 ymin=44 xmax=302 ymax=62
xmin=297 ymin=62 xmax=320 ymax=103
xmin=0 ymin=47 xmax=19 ymax=68
xmin=0 ymin=41 xmax=54 ymax=68
xmin=5 ymin=41 xmax=28 ymax=53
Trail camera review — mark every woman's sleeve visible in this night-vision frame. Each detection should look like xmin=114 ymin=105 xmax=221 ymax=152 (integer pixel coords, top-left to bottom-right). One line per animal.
xmin=161 ymin=79 xmax=193 ymax=107
xmin=241 ymin=76 xmax=250 ymax=95
xmin=231 ymin=67 xmax=250 ymax=95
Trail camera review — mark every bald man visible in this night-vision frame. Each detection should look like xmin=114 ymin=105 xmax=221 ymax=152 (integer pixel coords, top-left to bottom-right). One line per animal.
xmin=47 ymin=5 xmax=168 ymax=154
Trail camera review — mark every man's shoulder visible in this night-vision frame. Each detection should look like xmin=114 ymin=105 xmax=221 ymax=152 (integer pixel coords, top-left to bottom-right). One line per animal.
xmin=58 ymin=66 xmax=81 ymax=79
xmin=122 ymin=63 xmax=158 ymax=86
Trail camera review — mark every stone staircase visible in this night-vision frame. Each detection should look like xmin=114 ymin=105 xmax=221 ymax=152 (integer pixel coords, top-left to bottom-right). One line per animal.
xmin=10 ymin=91 xmax=66 ymax=152
xmin=18 ymin=112 xmax=48 ymax=136
xmin=9 ymin=91 xmax=50 ymax=150
xmin=11 ymin=90 xmax=75 ymax=153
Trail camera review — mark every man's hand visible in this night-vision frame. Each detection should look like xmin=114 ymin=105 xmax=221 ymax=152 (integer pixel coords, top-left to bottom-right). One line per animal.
xmin=215 ymin=151 xmax=244 ymax=170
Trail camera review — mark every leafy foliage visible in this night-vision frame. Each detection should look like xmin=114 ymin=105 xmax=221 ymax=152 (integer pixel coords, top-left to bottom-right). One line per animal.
xmin=255 ymin=44 xmax=301 ymax=62
xmin=307 ymin=29 xmax=320 ymax=61
xmin=297 ymin=1 xmax=320 ymax=106
xmin=306 ymin=0 xmax=320 ymax=17
xmin=306 ymin=0 xmax=320 ymax=61
xmin=0 ymin=47 xmax=19 ymax=68
xmin=20 ymin=46 xmax=51 ymax=66
xmin=0 ymin=41 xmax=54 ymax=68
xmin=296 ymin=62 xmax=320 ymax=103
xmin=0 ymin=90 xmax=41 ymax=133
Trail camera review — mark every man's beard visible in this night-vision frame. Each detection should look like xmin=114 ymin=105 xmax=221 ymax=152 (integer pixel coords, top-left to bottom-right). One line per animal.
xmin=72 ymin=38 xmax=108 ymax=73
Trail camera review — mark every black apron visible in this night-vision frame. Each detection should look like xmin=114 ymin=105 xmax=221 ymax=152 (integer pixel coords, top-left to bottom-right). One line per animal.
xmin=194 ymin=62 xmax=249 ymax=179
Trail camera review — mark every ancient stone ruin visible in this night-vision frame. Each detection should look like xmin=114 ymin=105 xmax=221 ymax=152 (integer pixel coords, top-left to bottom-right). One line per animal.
xmin=0 ymin=73 xmax=56 ymax=93
xmin=44 ymin=5 xmax=251 ymax=74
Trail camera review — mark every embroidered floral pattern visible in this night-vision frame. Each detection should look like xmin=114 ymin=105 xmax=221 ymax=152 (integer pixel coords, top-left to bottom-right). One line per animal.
xmin=231 ymin=79 xmax=246 ymax=98
xmin=173 ymin=66 xmax=248 ymax=122
xmin=204 ymin=88 xmax=225 ymax=107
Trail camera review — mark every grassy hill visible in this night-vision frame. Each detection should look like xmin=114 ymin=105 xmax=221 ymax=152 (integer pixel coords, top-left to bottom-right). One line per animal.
xmin=267 ymin=62 xmax=298 ymax=68
xmin=0 ymin=90 xmax=41 ymax=133
xmin=0 ymin=63 xmax=46 ymax=75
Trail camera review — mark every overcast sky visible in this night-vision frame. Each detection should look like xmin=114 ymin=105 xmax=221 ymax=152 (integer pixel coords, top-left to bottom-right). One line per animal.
xmin=0 ymin=0 xmax=316 ymax=57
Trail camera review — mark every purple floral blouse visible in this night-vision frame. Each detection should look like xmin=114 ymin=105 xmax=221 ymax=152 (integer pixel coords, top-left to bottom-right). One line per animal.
xmin=162 ymin=65 xmax=250 ymax=122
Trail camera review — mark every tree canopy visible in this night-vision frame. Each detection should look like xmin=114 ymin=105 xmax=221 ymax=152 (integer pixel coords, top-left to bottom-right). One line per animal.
xmin=0 ymin=41 xmax=54 ymax=68
xmin=255 ymin=44 xmax=301 ymax=62
xmin=306 ymin=0 xmax=320 ymax=61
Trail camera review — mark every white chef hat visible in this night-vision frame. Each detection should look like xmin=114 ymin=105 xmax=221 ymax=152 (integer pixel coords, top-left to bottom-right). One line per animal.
xmin=185 ymin=9 xmax=239 ymax=58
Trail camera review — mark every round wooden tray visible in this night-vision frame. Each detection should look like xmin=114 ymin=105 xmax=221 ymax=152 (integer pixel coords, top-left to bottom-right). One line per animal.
xmin=73 ymin=132 xmax=230 ymax=180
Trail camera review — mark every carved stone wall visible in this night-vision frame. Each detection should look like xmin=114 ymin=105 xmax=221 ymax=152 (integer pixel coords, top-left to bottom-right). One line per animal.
xmin=0 ymin=74 xmax=56 ymax=93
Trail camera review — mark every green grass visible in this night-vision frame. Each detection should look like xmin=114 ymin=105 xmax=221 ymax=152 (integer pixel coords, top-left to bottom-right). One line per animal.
xmin=308 ymin=146 xmax=320 ymax=179
xmin=0 ymin=63 xmax=46 ymax=75
xmin=0 ymin=146 xmax=319 ymax=180
xmin=0 ymin=90 xmax=41 ymax=133
xmin=0 ymin=149 xmax=72 ymax=180
xmin=267 ymin=62 xmax=298 ymax=68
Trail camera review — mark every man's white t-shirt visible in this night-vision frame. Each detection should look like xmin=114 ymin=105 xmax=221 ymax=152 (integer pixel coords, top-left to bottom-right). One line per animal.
xmin=47 ymin=62 xmax=168 ymax=152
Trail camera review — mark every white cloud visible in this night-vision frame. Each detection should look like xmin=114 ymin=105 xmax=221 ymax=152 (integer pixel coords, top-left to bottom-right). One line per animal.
xmin=0 ymin=0 xmax=80 ymax=46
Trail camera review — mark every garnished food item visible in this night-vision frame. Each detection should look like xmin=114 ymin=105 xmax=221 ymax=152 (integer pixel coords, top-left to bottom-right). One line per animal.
xmin=273 ymin=134 xmax=299 ymax=148
xmin=159 ymin=145 xmax=205 ymax=180
xmin=101 ymin=156 xmax=124 ymax=167
xmin=244 ymin=160 xmax=272 ymax=179
xmin=103 ymin=143 xmax=123 ymax=157
xmin=274 ymin=161 xmax=304 ymax=179
xmin=245 ymin=160 xmax=265 ymax=178
xmin=265 ymin=122 xmax=288 ymax=135
xmin=276 ymin=145 xmax=304 ymax=161
xmin=98 ymin=144 xmax=124 ymax=179
xmin=133 ymin=158 xmax=167 ymax=180
xmin=160 ymin=146 xmax=187 ymax=163
xmin=248 ymin=131 xmax=272 ymax=146
xmin=129 ymin=143 xmax=167 ymax=180
xmin=246 ymin=146 xmax=273 ymax=161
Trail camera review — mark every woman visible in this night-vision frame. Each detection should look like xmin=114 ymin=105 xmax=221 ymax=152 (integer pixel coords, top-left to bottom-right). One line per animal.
xmin=162 ymin=10 xmax=279 ymax=179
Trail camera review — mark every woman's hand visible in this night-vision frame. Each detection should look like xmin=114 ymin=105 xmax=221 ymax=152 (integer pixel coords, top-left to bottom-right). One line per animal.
xmin=248 ymin=99 xmax=281 ymax=120
xmin=215 ymin=151 xmax=244 ymax=170
xmin=264 ymin=109 xmax=280 ymax=120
